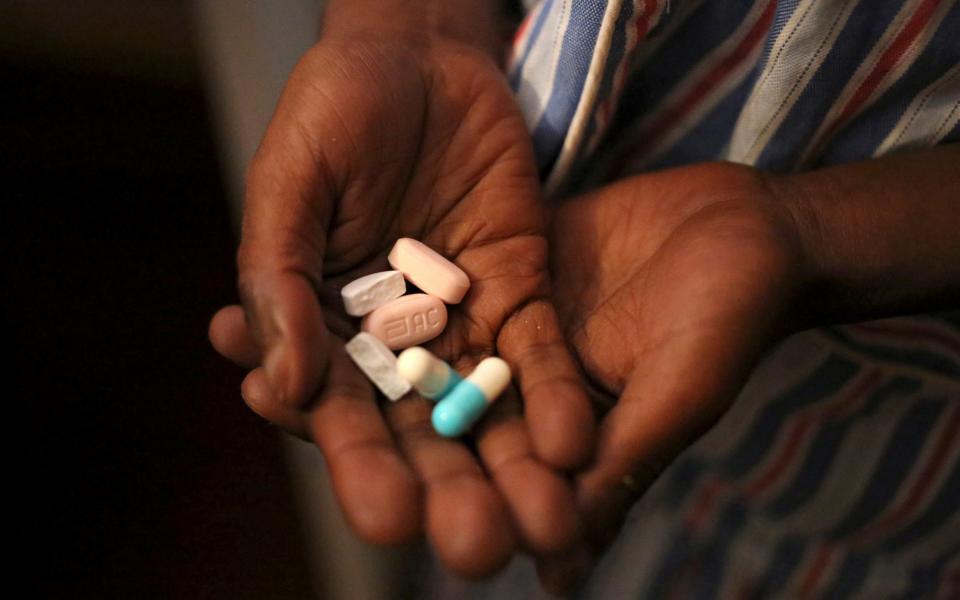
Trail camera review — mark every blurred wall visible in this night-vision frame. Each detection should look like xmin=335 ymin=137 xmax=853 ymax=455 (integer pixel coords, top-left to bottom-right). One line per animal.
xmin=8 ymin=1 xmax=317 ymax=597
xmin=190 ymin=3 xmax=420 ymax=599
xmin=192 ymin=1 xmax=317 ymax=218
xmin=0 ymin=0 xmax=197 ymax=85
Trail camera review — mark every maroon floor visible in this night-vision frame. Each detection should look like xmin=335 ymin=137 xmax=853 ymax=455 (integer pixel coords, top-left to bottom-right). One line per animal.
xmin=12 ymin=59 xmax=315 ymax=598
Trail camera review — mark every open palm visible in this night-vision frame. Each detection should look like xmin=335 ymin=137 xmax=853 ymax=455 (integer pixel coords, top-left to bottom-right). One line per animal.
xmin=551 ymin=163 xmax=805 ymax=546
xmin=209 ymin=37 xmax=593 ymax=576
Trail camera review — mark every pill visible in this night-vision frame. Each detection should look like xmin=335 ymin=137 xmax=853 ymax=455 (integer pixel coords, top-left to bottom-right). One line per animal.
xmin=361 ymin=294 xmax=447 ymax=350
xmin=344 ymin=332 xmax=411 ymax=401
xmin=388 ymin=238 xmax=470 ymax=304
xmin=341 ymin=270 xmax=406 ymax=317
xmin=396 ymin=347 xmax=463 ymax=400
xmin=431 ymin=357 xmax=511 ymax=437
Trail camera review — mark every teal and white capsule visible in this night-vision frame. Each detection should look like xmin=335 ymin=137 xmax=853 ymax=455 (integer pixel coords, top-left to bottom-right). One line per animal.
xmin=431 ymin=357 xmax=511 ymax=437
xmin=396 ymin=347 xmax=462 ymax=400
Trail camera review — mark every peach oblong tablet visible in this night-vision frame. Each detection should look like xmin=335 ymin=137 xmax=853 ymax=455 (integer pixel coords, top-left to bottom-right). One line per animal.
xmin=388 ymin=238 xmax=470 ymax=304
xmin=361 ymin=293 xmax=448 ymax=350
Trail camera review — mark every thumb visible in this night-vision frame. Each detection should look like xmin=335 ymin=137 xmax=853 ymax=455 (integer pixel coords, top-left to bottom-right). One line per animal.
xmin=575 ymin=358 xmax=740 ymax=548
xmin=236 ymin=101 xmax=336 ymax=413
xmin=209 ymin=304 xmax=261 ymax=368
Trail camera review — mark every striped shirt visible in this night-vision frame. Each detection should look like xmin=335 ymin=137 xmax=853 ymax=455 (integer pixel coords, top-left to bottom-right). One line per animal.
xmin=434 ymin=1 xmax=960 ymax=598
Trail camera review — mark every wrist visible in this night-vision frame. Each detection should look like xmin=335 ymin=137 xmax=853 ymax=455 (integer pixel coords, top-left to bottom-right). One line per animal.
xmin=767 ymin=170 xmax=842 ymax=330
xmin=772 ymin=146 xmax=960 ymax=326
xmin=321 ymin=0 xmax=509 ymax=62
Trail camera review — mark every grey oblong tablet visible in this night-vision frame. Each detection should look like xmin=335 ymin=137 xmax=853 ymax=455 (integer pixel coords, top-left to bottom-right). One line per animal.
xmin=341 ymin=270 xmax=406 ymax=316
xmin=345 ymin=332 xmax=411 ymax=401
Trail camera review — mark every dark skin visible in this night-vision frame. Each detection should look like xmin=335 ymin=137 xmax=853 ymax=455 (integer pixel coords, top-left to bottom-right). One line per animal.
xmin=551 ymin=163 xmax=805 ymax=550
xmin=550 ymin=148 xmax=960 ymax=559
xmin=208 ymin=5 xmax=595 ymax=579
xmin=208 ymin=0 xmax=960 ymax=589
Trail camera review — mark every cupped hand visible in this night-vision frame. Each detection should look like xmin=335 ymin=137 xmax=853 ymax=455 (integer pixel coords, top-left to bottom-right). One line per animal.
xmin=208 ymin=36 xmax=594 ymax=577
xmin=550 ymin=162 xmax=807 ymax=550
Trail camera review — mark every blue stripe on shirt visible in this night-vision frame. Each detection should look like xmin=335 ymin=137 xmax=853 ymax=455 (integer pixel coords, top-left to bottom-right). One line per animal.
xmin=691 ymin=502 xmax=749 ymax=599
xmin=647 ymin=62 xmax=764 ymax=169
xmin=820 ymin=553 xmax=872 ymax=599
xmin=647 ymin=528 xmax=696 ymax=598
xmin=896 ymin=540 xmax=960 ymax=599
xmin=662 ymin=354 xmax=857 ymax=505
xmin=824 ymin=327 xmax=960 ymax=378
xmin=765 ymin=376 xmax=922 ymax=518
xmin=827 ymin=398 xmax=946 ymax=539
xmin=508 ymin=0 xmax=555 ymax=90
xmin=752 ymin=537 xmax=807 ymax=598
xmin=574 ymin=0 xmax=633 ymax=162
xmin=818 ymin=2 xmax=960 ymax=166
xmin=881 ymin=448 xmax=960 ymax=552
xmin=609 ymin=0 xmax=751 ymax=135
xmin=720 ymin=355 xmax=859 ymax=479
xmin=531 ymin=0 xmax=609 ymax=173
xmin=753 ymin=0 xmax=907 ymax=170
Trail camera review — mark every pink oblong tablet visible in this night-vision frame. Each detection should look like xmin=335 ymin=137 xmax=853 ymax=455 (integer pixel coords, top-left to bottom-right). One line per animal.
xmin=361 ymin=294 xmax=448 ymax=350
xmin=388 ymin=238 xmax=470 ymax=304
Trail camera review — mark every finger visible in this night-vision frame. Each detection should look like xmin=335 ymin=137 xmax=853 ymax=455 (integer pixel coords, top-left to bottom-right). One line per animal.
xmin=209 ymin=304 xmax=261 ymax=368
xmin=384 ymin=393 xmax=517 ymax=578
xmin=305 ymin=343 xmax=422 ymax=544
xmin=239 ymin=253 xmax=330 ymax=417
xmin=241 ymin=368 xmax=310 ymax=440
xmin=497 ymin=298 xmax=595 ymax=470
xmin=576 ymin=370 xmax=723 ymax=547
xmin=237 ymin=94 xmax=336 ymax=413
xmin=474 ymin=388 xmax=581 ymax=556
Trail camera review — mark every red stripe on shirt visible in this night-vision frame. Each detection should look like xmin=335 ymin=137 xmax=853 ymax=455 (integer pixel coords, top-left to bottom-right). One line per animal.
xmin=742 ymin=370 xmax=882 ymax=498
xmin=607 ymin=0 xmax=775 ymax=178
xmin=634 ymin=0 xmax=659 ymax=39
xmin=850 ymin=320 xmax=960 ymax=359
xmin=805 ymin=0 xmax=943 ymax=161
xmin=852 ymin=405 xmax=960 ymax=546
xmin=513 ymin=7 xmax=534 ymax=46
xmin=595 ymin=1 xmax=661 ymax=130
xmin=686 ymin=369 xmax=883 ymax=531
xmin=795 ymin=545 xmax=836 ymax=599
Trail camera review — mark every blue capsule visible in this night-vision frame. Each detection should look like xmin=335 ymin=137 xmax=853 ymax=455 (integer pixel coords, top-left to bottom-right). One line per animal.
xmin=430 ymin=357 xmax=511 ymax=437
xmin=432 ymin=380 xmax=489 ymax=437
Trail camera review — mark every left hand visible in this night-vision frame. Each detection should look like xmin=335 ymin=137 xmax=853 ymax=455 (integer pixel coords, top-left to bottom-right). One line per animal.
xmin=549 ymin=145 xmax=960 ymax=585
xmin=549 ymin=162 xmax=806 ymax=549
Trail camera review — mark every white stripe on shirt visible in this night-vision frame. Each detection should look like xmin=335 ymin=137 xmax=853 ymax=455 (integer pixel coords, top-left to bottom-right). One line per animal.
xmin=875 ymin=63 xmax=960 ymax=155
xmin=726 ymin=0 xmax=859 ymax=165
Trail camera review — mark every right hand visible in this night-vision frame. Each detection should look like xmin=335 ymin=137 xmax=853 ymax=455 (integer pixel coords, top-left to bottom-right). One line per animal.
xmin=208 ymin=34 xmax=593 ymax=578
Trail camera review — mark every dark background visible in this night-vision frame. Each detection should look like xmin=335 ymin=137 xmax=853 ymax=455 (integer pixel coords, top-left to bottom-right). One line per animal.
xmin=9 ymin=2 xmax=315 ymax=597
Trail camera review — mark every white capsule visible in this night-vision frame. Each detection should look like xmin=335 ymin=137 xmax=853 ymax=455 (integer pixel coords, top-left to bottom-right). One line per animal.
xmin=396 ymin=347 xmax=462 ymax=400
xmin=467 ymin=357 xmax=511 ymax=399
xmin=345 ymin=332 xmax=411 ymax=401
xmin=341 ymin=270 xmax=406 ymax=316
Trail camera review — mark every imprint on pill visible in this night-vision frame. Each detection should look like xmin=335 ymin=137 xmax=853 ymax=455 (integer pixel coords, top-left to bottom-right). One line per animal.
xmin=362 ymin=294 xmax=447 ymax=350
